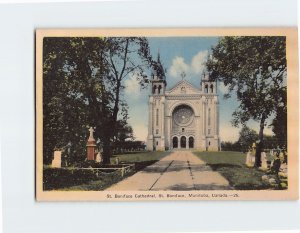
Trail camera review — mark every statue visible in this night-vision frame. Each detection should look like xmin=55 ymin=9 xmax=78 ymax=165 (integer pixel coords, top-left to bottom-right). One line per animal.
xmin=88 ymin=127 xmax=95 ymax=141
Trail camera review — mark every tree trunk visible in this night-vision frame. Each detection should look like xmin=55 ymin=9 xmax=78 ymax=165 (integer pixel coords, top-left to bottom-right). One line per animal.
xmin=98 ymin=82 xmax=112 ymax=165
xmin=255 ymin=115 xmax=266 ymax=167
xmin=101 ymin=39 xmax=129 ymax=164
xmin=102 ymin=137 xmax=112 ymax=164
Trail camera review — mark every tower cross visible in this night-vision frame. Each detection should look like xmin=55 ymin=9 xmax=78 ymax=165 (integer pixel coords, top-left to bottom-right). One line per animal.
xmin=180 ymin=71 xmax=186 ymax=80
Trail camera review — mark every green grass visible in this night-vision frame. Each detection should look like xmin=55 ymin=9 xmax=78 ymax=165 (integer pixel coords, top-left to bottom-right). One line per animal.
xmin=59 ymin=171 xmax=129 ymax=191
xmin=194 ymin=151 xmax=272 ymax=190
xmin=110 ymin=150 xmax=169 ymax=174
xmin=110 ymin=151 xmax=168 ymax=164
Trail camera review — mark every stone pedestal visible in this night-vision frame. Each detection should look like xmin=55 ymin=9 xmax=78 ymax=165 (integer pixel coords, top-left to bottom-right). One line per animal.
xmin=87 ymin=143 xmax=96 ymax=160
xmin=52 ymin=150 xmax=62 ymax=168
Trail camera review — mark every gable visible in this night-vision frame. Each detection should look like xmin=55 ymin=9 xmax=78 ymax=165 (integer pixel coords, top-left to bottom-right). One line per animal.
xmin=166 ymin=80 xmax=200 ymax=95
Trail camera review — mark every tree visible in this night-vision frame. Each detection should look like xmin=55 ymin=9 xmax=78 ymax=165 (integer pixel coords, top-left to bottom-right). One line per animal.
xmin=221 ymin=141 xmax=241 ymax=151
xmin=207 ymin=36 xmax=287 ymax=167
xmin=43 ymin=37 xmax=153 ymax=165
xmin=237 ymin=126 xmax=258 ymax=153
xmin=271 ymin=88 xmax=287 ymax=148
xmin=43 ymin=37 xmax=104 ymax=164
xmin=97 ymin=37 xmax=153 ymax=163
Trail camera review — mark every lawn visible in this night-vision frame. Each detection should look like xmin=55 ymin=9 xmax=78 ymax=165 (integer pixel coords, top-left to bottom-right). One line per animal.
xmin=46 ymin=151 xmax=168 ymax=191
xmin=110 ymin=150 xmax=170 ymax=172
xmin=110 ymin=151 xmax=168 ymax=164
xmin=194 ymin=151 xmax=272 ymax=190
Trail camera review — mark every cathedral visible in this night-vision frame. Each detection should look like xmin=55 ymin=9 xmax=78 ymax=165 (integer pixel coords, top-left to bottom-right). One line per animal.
xmin=146 ymin=56 xmax=220 ymax=151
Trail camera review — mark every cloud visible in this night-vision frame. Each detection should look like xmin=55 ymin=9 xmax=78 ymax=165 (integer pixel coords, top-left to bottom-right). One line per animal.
xmin=191 ymin=50 xmax=208 ymax=74
xmin=124 ymin=73 xmax=141 ymax=98
xmin=218 ymin=82 xmax=229 ymax=94
xmin=169 ymin=56 xmax=189 ymax=77
xmin=169 ymin=50 xmax=208 ymax=78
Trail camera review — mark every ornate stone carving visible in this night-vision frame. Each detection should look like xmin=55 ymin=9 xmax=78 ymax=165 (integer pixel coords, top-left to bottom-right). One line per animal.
xmin=173 ymin=105 xmax=194 ymax=126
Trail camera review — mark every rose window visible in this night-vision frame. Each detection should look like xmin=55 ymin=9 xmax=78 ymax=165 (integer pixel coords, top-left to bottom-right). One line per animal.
xmin=173 ymin=105 xmax=194 ymax=126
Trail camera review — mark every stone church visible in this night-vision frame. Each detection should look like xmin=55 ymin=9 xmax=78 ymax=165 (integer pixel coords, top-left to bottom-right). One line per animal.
xmin=146 ymin=56 xmax=220 ymax=151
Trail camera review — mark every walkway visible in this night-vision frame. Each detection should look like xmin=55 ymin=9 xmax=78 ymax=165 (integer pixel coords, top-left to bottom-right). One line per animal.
xmin=106 ymin=150 xmax=231 ymax=191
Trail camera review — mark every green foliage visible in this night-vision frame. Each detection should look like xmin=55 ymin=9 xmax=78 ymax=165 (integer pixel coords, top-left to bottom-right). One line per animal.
xmin=271 ymin=99 xmax=287 ymax=148
xmin=43 ymin=37 xmax=101 ymax=164
xmin=43 ymin=167 xmax=128 ymax=191
xmin=263 ymin=134 xmax=278 ymax=149
xmin=207 ymin=36 xmax=286 ymax=124
xmin=237 ymin=126 xmax=258 ymax=152
xmin=207 ymin=36 xmax=287 ymax=166
xmin=43 ymin=37 xmax=154 ymax=165
xmin=221 ymin=141 xmax=242 ymax=152
xmin=221 ymin=126 xmax=278 ymax=152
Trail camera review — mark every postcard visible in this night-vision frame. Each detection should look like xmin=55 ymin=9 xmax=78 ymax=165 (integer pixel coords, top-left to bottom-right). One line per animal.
xmin=36 ymin=28 xmax=298 ymax=201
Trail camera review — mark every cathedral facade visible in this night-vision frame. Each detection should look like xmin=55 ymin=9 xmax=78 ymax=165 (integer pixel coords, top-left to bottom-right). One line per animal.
xmin=146 ymin=58 xmax=220 ymax=151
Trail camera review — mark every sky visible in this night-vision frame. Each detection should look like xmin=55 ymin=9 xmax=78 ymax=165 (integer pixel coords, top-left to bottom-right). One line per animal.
xmin=123 ymin=37 xmax=274 ymax=142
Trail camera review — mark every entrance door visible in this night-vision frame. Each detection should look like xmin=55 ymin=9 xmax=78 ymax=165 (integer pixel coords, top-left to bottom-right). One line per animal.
xmin=172 ymin=137 xmax=178 ymax=148
xmin=189 ymin=137 xmax=194 ymax=148
xmin=180 ymin=136 xmax=186 ymax=148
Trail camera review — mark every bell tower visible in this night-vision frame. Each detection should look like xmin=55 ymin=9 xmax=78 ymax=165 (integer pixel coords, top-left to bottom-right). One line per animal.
xmin=200 ymin=70 xmax=220 ymax=151
xmin=201 ymin=70 xmax=217 ymax=94
xmin=151 ymin=53 xmax=166 ymax=95
xmin=147 ymin=54 xmax=167 ymax=151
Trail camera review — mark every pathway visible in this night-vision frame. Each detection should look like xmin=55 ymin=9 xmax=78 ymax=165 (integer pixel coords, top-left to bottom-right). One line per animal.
xmin=106 ymin=150 xmax=231 ymax=191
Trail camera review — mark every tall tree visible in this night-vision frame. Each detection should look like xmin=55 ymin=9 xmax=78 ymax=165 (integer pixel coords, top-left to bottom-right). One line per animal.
xmin=43 ymin=37 xmax=153 ymax=165
xmin=98 ymin=37 xmax=153 ymax=164
xmin=43 ymin=37 xmax=111 ymax=164
xmin=207 ymin=36 xmax=287 ymax=167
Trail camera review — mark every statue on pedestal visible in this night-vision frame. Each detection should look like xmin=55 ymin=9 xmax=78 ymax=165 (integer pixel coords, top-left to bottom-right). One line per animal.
xmin=86 ymin=127 xmax=97 ymax=161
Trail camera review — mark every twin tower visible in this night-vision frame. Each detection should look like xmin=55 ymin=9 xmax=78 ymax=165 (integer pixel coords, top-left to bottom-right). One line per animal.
xmin=146 ymin=56 xmax=220 ymax=151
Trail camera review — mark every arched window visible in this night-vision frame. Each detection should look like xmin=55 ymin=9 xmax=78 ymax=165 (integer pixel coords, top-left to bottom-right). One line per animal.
xmin=180 ymin=136 xmax=186 ymax=148
xmin=210 ymin=84 xmax=214 ymax=93
xmin=158 ymin=85 xmax=162 ymax=94
xmin=152 ymin=85 xmax=157 ymax=94
xmin=205 ymin=85 xmax=208 ymax=93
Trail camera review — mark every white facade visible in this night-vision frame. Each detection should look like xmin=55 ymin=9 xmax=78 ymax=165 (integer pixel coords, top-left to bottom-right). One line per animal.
xmin=147 ymin=72 xmax=220 ymax=151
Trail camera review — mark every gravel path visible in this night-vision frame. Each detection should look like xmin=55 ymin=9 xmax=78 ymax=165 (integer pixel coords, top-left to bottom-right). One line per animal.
xmin=106 ymin=150 xmax=231 ymax=191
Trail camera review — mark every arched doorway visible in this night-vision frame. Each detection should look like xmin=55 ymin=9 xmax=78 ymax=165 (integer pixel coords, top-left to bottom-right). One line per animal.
xmin=172 ymin=137 xmax=178 ymax=148
xmin=189 ymin=137 xmax=194 ymax=148
xmin=180 ymin=136 xmax=186 ymax=148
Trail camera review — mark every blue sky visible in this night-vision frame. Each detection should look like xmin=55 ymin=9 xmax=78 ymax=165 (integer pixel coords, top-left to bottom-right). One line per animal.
xmin=123 ymin=37 xmax=274 ymax=142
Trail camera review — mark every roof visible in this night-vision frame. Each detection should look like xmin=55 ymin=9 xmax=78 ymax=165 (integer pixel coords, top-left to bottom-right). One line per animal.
xmin=165 ymin=80 xmax=201 ymax=95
